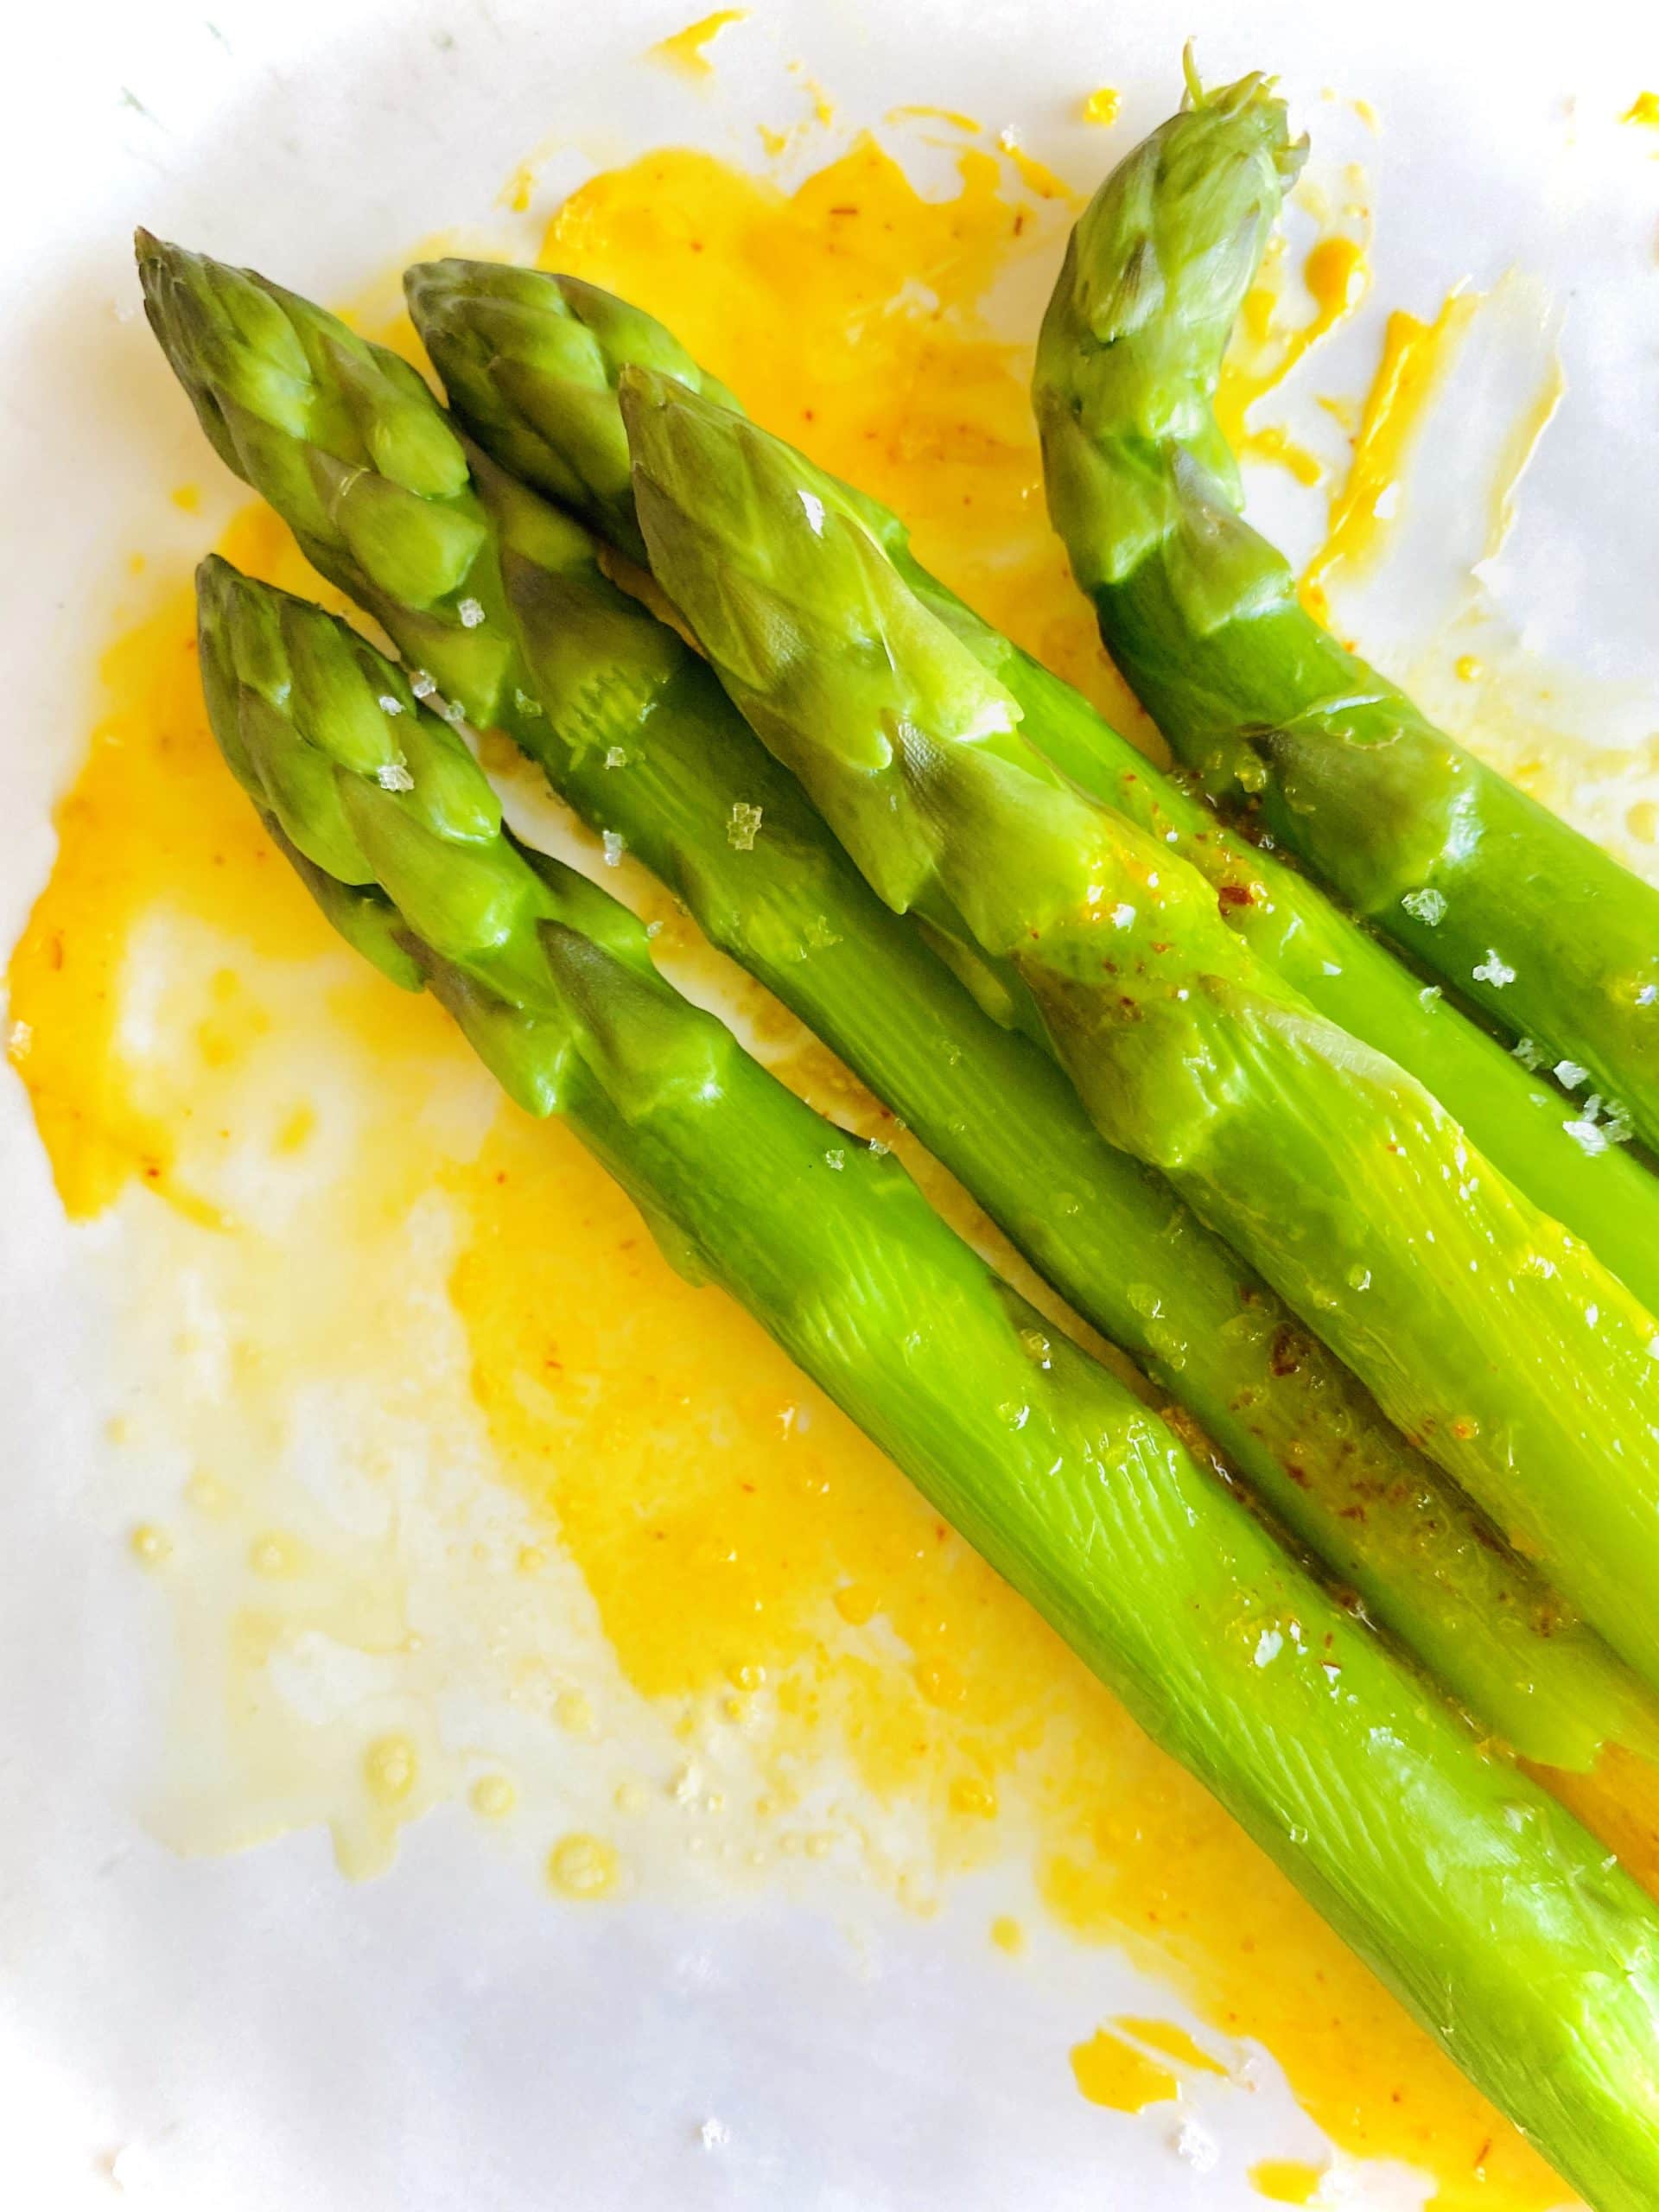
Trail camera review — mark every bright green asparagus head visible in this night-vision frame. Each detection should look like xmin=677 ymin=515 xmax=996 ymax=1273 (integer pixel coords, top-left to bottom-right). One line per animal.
xmin=619 ymin=365 xmax=1029 ymax=915
xmin=139 ymin=233 xmax=694 ymax=755
xmin=193 ymin=555 xmax=702 ymax=1117
xmin=409 ymin=259 xmax=911 ymax=570
xmin=405 ymin=260 xmax=740 ymax=566
xmin=1033 ymin=65 xmax=1305 ymax=588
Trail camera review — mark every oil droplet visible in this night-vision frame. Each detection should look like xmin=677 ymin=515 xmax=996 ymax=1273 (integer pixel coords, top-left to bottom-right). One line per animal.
xmin=1115 ymin=2018 xmax=1229 ymax=2076
xmin=469 ymin=1774 xmax=517 ymax=1820
xmin=249 ymin=1532 xmax=298 ymax=1578
xmin=1070 ymin=2028 xmax=1180 ymax=2113
xmin=129 ymin=1523 xmax=171 ymax=1568
xmin=1251 ymin=2159 xmax=1325 ymax=2204
xmin=556 ymin=1688 xmax=597 ymax=1738
xmin=646 ymin=8 xmax=747 ymax=79
xmin=949 ymin=1775 xmax=998 ymax=1819
xmin=1082 ymin=87 xmax=1120 ymax=126
xmin=546 ymin=1831 xmax=620 ymax=1899
xmin=184 ymin=1471 xmax=229 ymax=1516
xmin=833 ymin=1581 xmax=880 ymax=1626
xmin=916 ymin=1658 xmax=967 ymax=1708
xmin=1455 ymin=654 xmax=1484 ymax=683
xmin=990 ymin=1914 xmax=1024 ymax=1955
xmin=364 ymin=1735 xmax=418 ymax=1807
xmin=275 ymin=1103 xmax=315 ymax=1154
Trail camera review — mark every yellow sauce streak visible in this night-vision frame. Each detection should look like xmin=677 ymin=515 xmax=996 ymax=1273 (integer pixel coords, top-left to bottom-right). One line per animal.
xmin=1622 ymin=92 xmax=1659 ymax=128
xmin=994 ymin=128 xmax=1079 ymax=205
xmin=5 ymin=134 xmax=1598 ymax=2210
xmin=1301 ymin=289 xmax=1478 ymax=624
xmin=1069 ymin=2028 xmax=1179 ymax=2113
xmin=1251 ymin=2159 xmax=1325 ymax=2204
xmin=1216 ymin=233 xmax=1371 ymax=482
xmin=645 ymin=8 xmax=747 ymax=78
xmin=887 ymin=105 xmax=982 ymax=135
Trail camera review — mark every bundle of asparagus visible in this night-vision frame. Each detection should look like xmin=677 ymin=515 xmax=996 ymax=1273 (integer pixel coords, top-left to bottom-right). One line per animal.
xmin=134 ymin=53 xmax=1659 ymax=2207
xmin=137 ymin=233 xmax=1649 ymax=1767
xmin=199 ymin=556 xmax=1659 ymax=2211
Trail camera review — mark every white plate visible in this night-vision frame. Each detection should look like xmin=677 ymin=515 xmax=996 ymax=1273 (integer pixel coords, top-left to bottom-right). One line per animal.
xmin=2 ymin=3 xmax=1655 ymax=2207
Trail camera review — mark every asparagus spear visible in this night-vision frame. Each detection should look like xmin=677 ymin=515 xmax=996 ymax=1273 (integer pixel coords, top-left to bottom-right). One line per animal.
xmin=1034 ymin=64 xmax=1659 ymax=1160
xmin=406 ymin=258 xmax=1659 ymax=1311
xmin=613 ymin=361 xmax=1659 ymax=1696
xmin=199 ymin=556 xmax=1659 ymax=2212
xmin=135 ymin=233 xmax=1655 ymax=1765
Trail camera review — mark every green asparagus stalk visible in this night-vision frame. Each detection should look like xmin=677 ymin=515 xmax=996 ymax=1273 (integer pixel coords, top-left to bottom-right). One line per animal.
xmin=199 ymin=556 xmax=1659 ymax=2212
xmin=405 ymin=258 xmax=1659 ymax=1312
xmin=613 ymin=361 xmax=1659 ymax=1698
xmin=135 ymin=232 xmax=1657 ymax=1765
xmin=1033 ymin=64 xmax=1659 ymax=1162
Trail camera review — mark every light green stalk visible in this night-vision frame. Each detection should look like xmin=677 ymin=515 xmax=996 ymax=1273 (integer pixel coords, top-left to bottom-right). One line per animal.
xmin=136 ymin=231 xmax=1659 ymax=1765
xmin=1033 ymin=65 xmax=1659 ymax=1161
xmin=406 ymin=257 xmax=1659 ymax=1312
xmin=614 ymin=361 xmax=1659 ymax=1701
xmin=198 ymin=557 xmax=1659 ymax=2212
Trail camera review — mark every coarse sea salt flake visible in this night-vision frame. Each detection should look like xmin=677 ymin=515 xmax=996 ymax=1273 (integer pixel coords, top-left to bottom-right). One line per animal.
xmin=1554 ymin=1060 xmax=1589 ymax=1089
xmin=377 ymin=693 xmax=404 ymax=715
xmin=601 ymin=830 xmax=626 ymax=867
xmin=377 ymin=761 xmax=415 ymax=791
xmin=1402 ymin=887 xmax=1446 ymax=925
xmin=1565 ymin=1117 xmax=1608 ymax=1156
xmin=410 ymin=669 xmax=437 ymax=697
xmin=1254 ymin=1627 xmax=1283 ymax=1668
xmin=1473 ymin=950 xmax=1516 ymax=988
xmin=728 ymin=802 xmax=764 ymax=850
xmin=457 ymin=596 xmax=485 ymax=628
xmin=1173 ymin=2120 xmax=1219 ymax=2174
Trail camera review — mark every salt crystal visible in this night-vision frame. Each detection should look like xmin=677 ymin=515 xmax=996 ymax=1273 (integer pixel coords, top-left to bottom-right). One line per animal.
xmin=824 ymin=1147 xmax=845 ymax=1171
xmin=1565 ymin=1118 xmax=1609 ymax=1156
xmin=728 ymin=802 xmax=764 ymax=851
xmin=1111 ymin=903 xmax=1135 ymax=928
xmin=512 ymin=687 xmax=544 ymax=717
xmin=1419 ymin=985 xmax=1442 ymax=1008
xmin=1402 ymin=887 xmax=1446 ymax=926
xmin=1554 ymin=1060 xmax=1589 ymax=1090
xmin=1472 ymin=950 xmax=1516 ymax=988
xmin=456 ymin=596 xmax=486 ymax=629
xmin=1172 ymin=2119 xmax=1219 ymax=2174
xmin=1254 ymin=1627 xmax=1283 ymax=1668
xmin=1511 ymin=1037 xmax=1545 ymax=1070
xmin=1638 ymin=984 xmax=1658 ymax=1007
xmin=410 ymin=669 xmax=437 ymax=698
xmin=377 ymin=761 xmax=415 ymax=791
xmin=601 ymin=830 xmax=626 ymax=867
xmin=605 ymin=747 xmax=628 ymax=770
xmin=377 ymin=693 xmax=404 ymax=715
xmin=698 ymin=2118 xmax=731 ymax=2151
xmin=442 ymin=699 xmax=467 ymax=726
xmin=798 ymin=489 xmax=826 ymax=536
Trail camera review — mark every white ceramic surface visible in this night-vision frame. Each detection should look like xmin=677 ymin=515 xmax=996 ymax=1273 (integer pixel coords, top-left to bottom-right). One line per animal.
xmin=2 ymin=3 xmax=1656 ymax=2206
